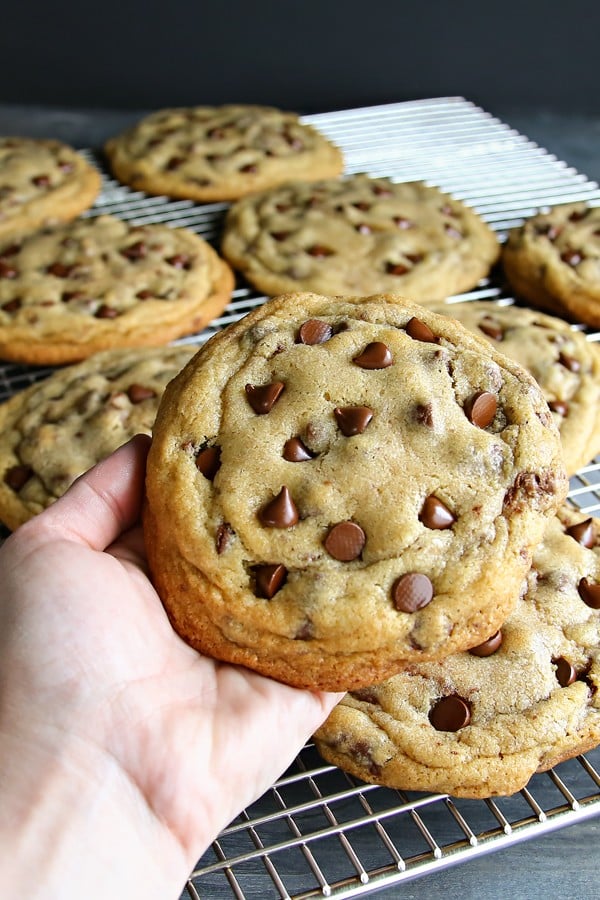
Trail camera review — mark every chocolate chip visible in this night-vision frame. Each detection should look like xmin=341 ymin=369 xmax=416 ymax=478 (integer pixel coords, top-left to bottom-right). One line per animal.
xmin=355 ymin=223 xmax=372 ymax=234
xmin=4 ymin=464 xmax=33 ymax=491
xmin=61 ymin=290 xmax=85 ymax=303
xmin=561 ymin=249 xmax=583 ymax=267
xmin=283 ymin=437 xmax=314 ymax=461
xmin=464 ymin=391 xmax=497 ymax=428
xmin=120 ymin=241 xmax=148 ymax=260
xmin=568 ymin=208 xmax=589 ymax=221
xmin=240 ymin=163 xmax=258 ymax=174
xmin=294 ymin=619 xmax=315 ymax=640
xmin=478 ymin=316 xmax=504 ymax=341
xmin=536 ymin=222 xmax=562 ymax=240
xmin=166 ymin=253 xmax=192 ymax=269
xmin=353 ymin=342 xmax=392 ymax=369
xmin=419 ymin=495 xmax=455 ymax=529
xmin=195 ymin=445 xmax=221 ymax=480
xmin=136 ymin=289 xmax=153 ymax=300
xmin=1 ymin=297 xmax=21 ymax=313
xmin=245 ymin=381 xmax=285 ymax=414
xmin=47 ymin=262 xmax=75 ymax=278
xmin=393 ymin=216 xmax=412 ymax=228
xmin=253 ymin=563 xmax=287 ymax=598
xmin=0 ymin=244 xmax=20 ymax=259
xmin=271 ymin=230 xmax=290 ymax=242
xmin=549 ymin=399 xmax=569 ymax=416
xmin=324 ymin=521 xmax=366 ymax=561
xmin=392 ymin=572 xmax=434 ymax=612
xmin=578 ymin=577 xmax=600 ymax=609
xmin=415 ymin=403 xmax=434 ymax=427
xmin=95 ymin=304 xmax=119 ymax=319
xmin=566 ymin=517 xmax=595 ymax=548
xmin=307 ymin=244 xmax=334 ymax=257
xmin=406 ymin=316 xmax=436 ymax=343
xmin=445 ymin=224 xmax=463 ymax=239
xmin=386 ymin=261 xmax=409 ymax=275
xmin=126 ymin=384 xmax=157 ymax=404
xmin=334 ymin=406 xmax=373 ymax=436
xmin=553 ymin=656 xmax=578 ymax=687
xmin=31 ymin=174 xmax=50 ymax=187
xmin=215 ymin=522 xmax=234 ymax=554
xmin=373 ymin=184 xmax=393 ymax=197
xmin=259 ymin=486 xmax=299 ymax=528
xmin=558 ymin=352 xmax=581 ymax=373
xmin=166 ymin=156 xmax=184 ymax=170
xmin=297 ymin=319 xmax=333 ymax=345
xmin=429 ymin=695 xmax=472 ymax=731
xmin=469 ymin=630 xmax=503 ymax=657
xmin=0 ymin=260 xmax=17 ymax=278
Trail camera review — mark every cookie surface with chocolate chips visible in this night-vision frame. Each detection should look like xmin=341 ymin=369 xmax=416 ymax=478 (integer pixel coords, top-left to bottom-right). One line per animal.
xmin=503 ymin=202 xmax=600 ymax=327
xmin=314 ymin=506 xmax=600 ymax=797
xmin=431 ymin=300 xmax=600 ymax=474
xmin=0 ymin=137 xmax=101 ymax=241
xmin=105 ymin=105 xmax=343 ymax=202
xmin=144 ymin=292 xmax=567 ymax=691
xmin=221 ymin=174 xmax=500 ymax=301
xmin=0 ymin=214 xmax=234 ymax=364
xmin=0 ymin=344 xmax=195 ymax=530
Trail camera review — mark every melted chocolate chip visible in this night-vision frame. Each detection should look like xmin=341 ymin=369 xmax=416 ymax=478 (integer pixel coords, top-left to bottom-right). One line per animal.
xmin=196 ymin=445 xmax=221 ymax=480
xmin=415 ymin=403 xmax=434 ymax=427
xmin=469 ymin=630 xmax=503 ymax=657
xmin=166 ymin=253 xmax=192 ymax=269
xmin=32 ymin=174 xmax=50 ymax=188
xmin=253 ymin=563 xmax=287 ymax=598
xmin=0 ymin=260 xmax=17 ymax=278
xmin=566 ymin=517 xmax=595 ymax=548
xmin=245 ymin=381 xmax=285 ymax=414
xmin=259 ymin=486 xmax=299 ymax=528
xmin=578 ymin=577 xmax=600 ymax=609
xmin=558 ymin=352 xmax=581 ymax=373
xmin=561 ymin=249 xmax=583 ymax=267
xmin=297 ymin=319 xmax=333 ymax=345
xmin=120 ymin=240 xmax=148 ymax=260
xmin=478 ymin=316 xmax=504 ymax=341
xmin=1 ymin=297 xmax=21 ymax=313
xmin=95 ymin=304 xmax=119 ymax=319
xmin=406 ymin=316 xmax=436 ymax=343
xmin=553 ymin=656 xmax=578 ymax=687
xmin=419 ymin=495 xmax=455 ymax=530
xmin=307 ymin=244 xmax=334 ymax=257
xmin=126 ymin=384 xmax=156 ymax=404
xmin=353 ymin=342 xmax=393 ymax=369
xmin=334 ymin=406 xmax=373 ymax=436
xmin=464 ymin=391 xmax=497 ymax=428
xmin=324 ymin=521 xmax=366 ymax=561
xmin=47 ymin=262 xmax=76 ymax=278
xmin=283 ymin=437 xmax=314 ymax=461
xmin=392 ymin=572 xmax=434 ymax=612
xmin=4 ymin=464 xmax=33 ymax=491
xmin=429 ymin=695 xmax=472 ymax=731
xmin=294 ymin=619 xmax=315 ymax=640
xmin=215 ymin=522 xmax=234 ymax=554
xmin=393 ymin=215 xmax=412 ymax=228
xmin=386 ymin=261 xmax=409 ymax=275
xmin=549 ymin=399 xmax=569 ymax=416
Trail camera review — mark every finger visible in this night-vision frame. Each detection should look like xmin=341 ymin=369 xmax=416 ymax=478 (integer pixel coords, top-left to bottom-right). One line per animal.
xmin=37 ymin=433 xmax=151 ymax=552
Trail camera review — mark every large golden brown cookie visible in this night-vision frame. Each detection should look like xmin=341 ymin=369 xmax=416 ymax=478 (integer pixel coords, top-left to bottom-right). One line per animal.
xmin=221 ymin=174 xmax=500 ymax=300
xmin=144 ymin=292 xmax=567 ymax=691
xmin=503 ymin=202 xmax=600 ymax=327
xmin=0 ymin=136 xmax=101 ymax=241
xmin=431 ymin=300 xmax=600 ymax=475
xmin=314 ymin=507 xmax=600 ymax=798
xmin=0 ymin=214 xmax=234 ymax=365
xmin=105 ymin=105 xmax=344 ymax=202
xmin=0 ymin=345 xmax=195 ymax=530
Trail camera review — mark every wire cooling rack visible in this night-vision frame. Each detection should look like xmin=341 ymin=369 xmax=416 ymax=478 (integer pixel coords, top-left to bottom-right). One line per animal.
xmin=2 ymin=96 xmax=600 ymax=897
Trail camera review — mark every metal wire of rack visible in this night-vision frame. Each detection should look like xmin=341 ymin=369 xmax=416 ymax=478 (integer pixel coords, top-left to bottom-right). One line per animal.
xmin=2 ymin=96 xmax=600 ymax=897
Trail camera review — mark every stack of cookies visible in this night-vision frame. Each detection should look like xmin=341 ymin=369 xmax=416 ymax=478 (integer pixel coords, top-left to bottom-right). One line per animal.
xmin=2 ymin=104 xmax=600 ymax=802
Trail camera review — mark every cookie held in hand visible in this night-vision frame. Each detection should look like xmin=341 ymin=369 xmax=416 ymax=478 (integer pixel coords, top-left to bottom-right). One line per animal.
xmin=144 ymin=292 xmax=567 ymax=691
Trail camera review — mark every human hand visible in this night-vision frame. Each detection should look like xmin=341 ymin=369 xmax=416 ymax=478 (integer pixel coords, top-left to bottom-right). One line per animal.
xmin=0 ymin=434 xmax=341 ymax=900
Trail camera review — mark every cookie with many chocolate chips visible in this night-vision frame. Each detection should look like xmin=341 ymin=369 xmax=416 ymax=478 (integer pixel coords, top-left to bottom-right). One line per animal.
xmin=503 ymin=202 xmax=600 ymax=327
xmin=104 ymin=105 xmax=344 ymax=202
xmin=0 ymin=214 xmax=234 ymax=365
xmin=0 ymin=344 xmax=195 ymax=530
xmin=0 ymin=137 xmax=101 ymax=241
xmin=221 ymin=174 xmax=500 ymax=300
xmin=144 ymin=292 xmax=567 ymax=691
xmin=431 ymin=300 xmax=600 ymax=475
xmin=314 ymin=506 xmax=600 ymax=797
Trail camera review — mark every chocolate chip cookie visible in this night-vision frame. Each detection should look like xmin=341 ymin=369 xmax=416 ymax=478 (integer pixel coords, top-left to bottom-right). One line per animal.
xmin=0 ymin=136 xmax=101 ymax=241
xmin=0 ymin=214 xmax=234 ymax=365
xmin=503 ymin=202 xmax=600 ymax=327
xmin=0 ymin=344 xmax=195 ymax=530
xmin=314 ymin=506 xmax=600 ymax=798
xmin=431 ymin=300 xmax=600 ymax=475
xmin=104 ymin=105 xmax=344 ymax=202
xmin=144 ymin=292 xmax=567 ymax=691
xmin=220 ymin=174 xmax=500 ymax=301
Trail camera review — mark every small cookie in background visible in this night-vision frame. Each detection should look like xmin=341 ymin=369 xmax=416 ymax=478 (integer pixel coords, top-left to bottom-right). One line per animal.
xmin=431 ymin=300 xmax=600 ymax=475
xmin=104 ymin=105 xmax=344 ymax=202
xmin=0 ymin=214 xmax=234 ymax=365
xmin=0 ymin=136 xmax=101 ymax=241
xmin=503 ymin=202 xmax=600 ymax=327
xmin=0 ymin=344 xmax=196 ymax=531
xmin=221 ymin=174 xmax=500 ymax=301
xmin=144 ymin=291 xmax=567 ymax=692
xmin=314 ymin=506 xmax=600 ymax=799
